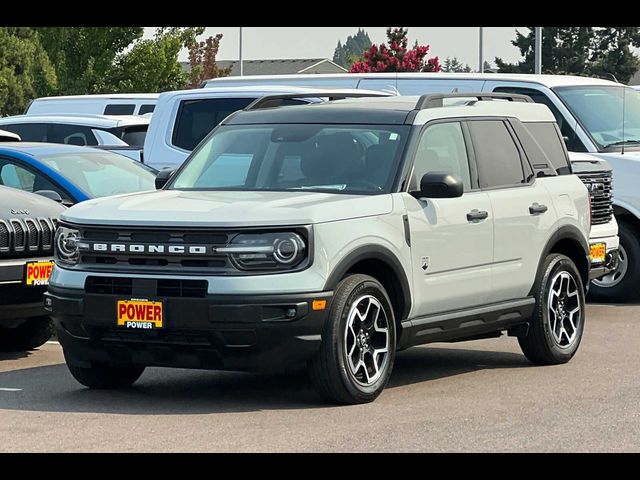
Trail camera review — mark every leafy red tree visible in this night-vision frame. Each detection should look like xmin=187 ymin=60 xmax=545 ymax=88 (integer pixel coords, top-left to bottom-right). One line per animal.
xmin=187 ymin=34 xmax=232 ymax=88
xmin=350 ymin=27 xmax=441 ymax=73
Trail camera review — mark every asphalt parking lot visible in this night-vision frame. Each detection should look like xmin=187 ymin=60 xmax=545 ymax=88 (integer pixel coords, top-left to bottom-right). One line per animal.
xmin=1 ymin=303 xmax=639 ymax=452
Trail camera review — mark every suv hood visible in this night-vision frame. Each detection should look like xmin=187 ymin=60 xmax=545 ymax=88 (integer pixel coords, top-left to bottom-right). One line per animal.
xmin=0 ymin=186 xmax=65 ymax=220
xmin=569 ymin=152 xmax=612 ymax=174
xmin=61 ymin=190 xmax=393 ymax=227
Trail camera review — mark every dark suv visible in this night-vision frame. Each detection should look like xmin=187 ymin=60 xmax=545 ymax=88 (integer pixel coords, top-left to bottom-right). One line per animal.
xmin=0 ymin=186 xmax=63 ymax=351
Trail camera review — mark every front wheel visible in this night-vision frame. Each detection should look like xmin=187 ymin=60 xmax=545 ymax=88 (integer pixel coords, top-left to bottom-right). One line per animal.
xmin=308 ymin=274 xmax=396 ymax=404
xmin=519 ymin=254 xmax=585 ymax=365
xmin=589 ymin=221 xmax=640 ymax=303
xmin=66 ymin=358 xmax=145 ymax=390
xmin=0 ymin=316 xmax=53 ymax=352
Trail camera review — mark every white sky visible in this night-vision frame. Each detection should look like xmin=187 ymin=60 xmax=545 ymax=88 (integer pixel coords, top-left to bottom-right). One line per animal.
xmin=143 ymin=27 xmax=528 ymax=69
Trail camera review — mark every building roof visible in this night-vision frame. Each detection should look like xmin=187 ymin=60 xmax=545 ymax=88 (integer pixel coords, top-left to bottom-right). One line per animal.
xmin=182 ymin=58 xmax=347 ymax=77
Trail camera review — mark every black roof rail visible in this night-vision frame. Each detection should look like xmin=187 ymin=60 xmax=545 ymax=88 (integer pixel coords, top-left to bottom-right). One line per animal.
xmin=244 ymin=91 xmax=390 ymax=111
xmin=416 ymin=92 xmax=534 ymax=110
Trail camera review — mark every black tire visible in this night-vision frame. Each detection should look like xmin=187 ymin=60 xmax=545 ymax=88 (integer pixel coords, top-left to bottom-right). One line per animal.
xmin=589 ymin=221 xmax=640 ymax=303
xmin=66 ymin=359 xmax=145 ymax=389
xmin=0 ymin=316 xmax=53 ymax=352
xmin=519 ymin=254 xmax=585 ymax=365
xmin=308 ymin=274 xmax=396 ymax=405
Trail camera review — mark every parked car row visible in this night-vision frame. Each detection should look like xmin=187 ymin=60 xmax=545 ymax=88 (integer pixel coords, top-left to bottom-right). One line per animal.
xmin=0 ymin=72 xmax=634 ymax=404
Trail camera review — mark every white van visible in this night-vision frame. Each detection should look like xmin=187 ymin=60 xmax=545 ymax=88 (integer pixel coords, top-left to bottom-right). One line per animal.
xmin=206 ymin=73 xmax=640 ymax=301
xmin=25 ymin=94 xmax=159 ymax=117
xmin=144 ymin=85 xmax=388 ymax=171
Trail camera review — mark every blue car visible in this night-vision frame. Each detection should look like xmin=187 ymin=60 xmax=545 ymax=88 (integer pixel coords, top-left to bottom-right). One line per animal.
xmin=0 ymin=143 xmax=157 ymax=205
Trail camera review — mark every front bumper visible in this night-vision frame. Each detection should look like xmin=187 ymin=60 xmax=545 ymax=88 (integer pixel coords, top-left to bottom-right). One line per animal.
xmin=45 ymin=286 xmax=333 ymax=373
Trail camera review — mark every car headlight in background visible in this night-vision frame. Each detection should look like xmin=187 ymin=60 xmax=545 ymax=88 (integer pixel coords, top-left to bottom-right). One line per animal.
xmin=221 ymin=232 xmax=307 ymax=271
xmin=54 ymin=226 xmax=81 ymax=266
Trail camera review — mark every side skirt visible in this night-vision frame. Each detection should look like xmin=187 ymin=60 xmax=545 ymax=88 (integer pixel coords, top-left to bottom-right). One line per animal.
xmin=398 ymin=298 xmax=535 ymax=349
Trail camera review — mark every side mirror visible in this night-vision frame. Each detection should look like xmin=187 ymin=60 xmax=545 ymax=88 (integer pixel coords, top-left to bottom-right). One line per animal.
xmin=155 ymin=168 xmax=176 ymax=190
xmin=411 ymin=172 xmax=464 ymax=199
xmin=34 ymin=190 xmax=63 ymax=203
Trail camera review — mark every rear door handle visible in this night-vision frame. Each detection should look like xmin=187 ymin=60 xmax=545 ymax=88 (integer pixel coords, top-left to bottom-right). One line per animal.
xmin=529 ymin=203 xmax=548 ymax=215
xmin=467 ymin=209 xmax=489 ymax=222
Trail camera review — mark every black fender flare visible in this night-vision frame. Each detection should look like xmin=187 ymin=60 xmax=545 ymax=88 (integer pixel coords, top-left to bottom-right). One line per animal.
xmin=324 ymin=245 xmax=412 ymax=321
xmin=529 ymin=224 xmax=590 ymax=296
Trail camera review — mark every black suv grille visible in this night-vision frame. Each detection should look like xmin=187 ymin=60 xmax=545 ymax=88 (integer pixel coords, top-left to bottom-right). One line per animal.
xmin=0 ymin=218 xmax=57 ymax=258
xmin=576 ymin=172 xmax=613 ymax=225
xmin=85 ymin=276 xmax=208 ymax=298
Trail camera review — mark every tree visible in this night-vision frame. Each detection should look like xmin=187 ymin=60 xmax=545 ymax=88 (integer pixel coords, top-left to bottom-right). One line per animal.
xmin=483 ymin=60 xmax=493 ymax=72
xmin=350 ymin=28 xmax=441 ymax=73
xmin=496 ymin=27 xmax=640 ymax=83
xmin=441 ymin=57 xmax=472 ymax=73
xmin=0 ymin=27 xmax=57 ymax=116
xmin=34 ymin=27 xmax=143 ymax=94
xmin=333 ymin=29 xmax=372 ymax=68
xmin=187 ymin=33 xmax=232 ymax=88
xmin=107 ymin=28 xmax=205 ymax=92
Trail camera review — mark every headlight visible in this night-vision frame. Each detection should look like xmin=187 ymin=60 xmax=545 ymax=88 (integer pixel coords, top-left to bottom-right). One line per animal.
xmin=222 ymin=232 xmax=307 ymax=271
xmin=54 ymin=226 xmax=81 ymax=266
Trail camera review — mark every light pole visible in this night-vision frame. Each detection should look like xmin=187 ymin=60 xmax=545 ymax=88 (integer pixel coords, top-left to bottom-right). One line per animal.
xmin=479 ymin=27 xmax=484 ymax=73
xmin=534 ymin=27 xmax=542 ymax=74
xmin=239 ymin=27 xmax=244 ymax=76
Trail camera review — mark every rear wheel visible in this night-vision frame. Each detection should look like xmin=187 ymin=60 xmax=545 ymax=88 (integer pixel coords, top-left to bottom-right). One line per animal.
xmin=590 ymin=221 xmax=640 ymax=303
xmin=0 ymin=316 xmax=53 ymax=352
xmin=519 ymin=254 xmax=585 ymax=365
xmin=66 ymin=359 xmax=145 ymax=389
xmin=308 ymin=274 xmax=396 ymax=404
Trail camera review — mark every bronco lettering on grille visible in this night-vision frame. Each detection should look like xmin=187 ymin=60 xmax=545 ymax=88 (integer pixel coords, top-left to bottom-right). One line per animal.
xmin=84 ymin=243 xmax=209 ymax=255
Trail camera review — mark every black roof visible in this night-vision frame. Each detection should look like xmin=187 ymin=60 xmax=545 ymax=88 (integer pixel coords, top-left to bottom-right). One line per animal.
xmin=224 ymin=98 xmax=418 ymax=126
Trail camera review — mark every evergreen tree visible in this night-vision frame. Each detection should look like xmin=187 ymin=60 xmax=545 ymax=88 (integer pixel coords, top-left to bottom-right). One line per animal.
xmin=442 ymin=57 xmax=472 ymax=73
xmin=496 ymin=27 xmax=640 ymax=83
xmin=333 ymin=29 xmax=372 ymax=68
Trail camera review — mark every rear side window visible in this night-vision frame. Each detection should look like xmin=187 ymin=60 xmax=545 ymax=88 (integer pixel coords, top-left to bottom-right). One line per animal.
xmin=48 ymin=124 xmax=98 ymax=146
xmin=172 ymin=98 xmax=257 ymax=151
xmin=469 ymin=120 xmax=526 ymax=188
xmin=0 ymin=123 xmax=47 ymax=141
xmin=523 ymin=122 xmax=571 ymax=174
xmin=138 ymin=104 xmax=155 ymax=115
xmin=104 ymin=104 xmax=136 ymax=115
xmin=120 ymin=126 xmax=147 ymax=147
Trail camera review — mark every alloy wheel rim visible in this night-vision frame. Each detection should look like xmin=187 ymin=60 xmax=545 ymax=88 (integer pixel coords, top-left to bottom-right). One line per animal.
xmin=592 ymin=244 xmax=628 ymax=288
xmin=547 ymin=271 xmax=582 ymax=348
xmin=344 ymin=295 xmax=390 ymax=386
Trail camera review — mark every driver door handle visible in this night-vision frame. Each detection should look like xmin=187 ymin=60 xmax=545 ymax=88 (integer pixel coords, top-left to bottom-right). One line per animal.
xmin=529 ymin=203 xmax=548 ymax=215
xmin=467 ymin=209 xmax=489 ymax=222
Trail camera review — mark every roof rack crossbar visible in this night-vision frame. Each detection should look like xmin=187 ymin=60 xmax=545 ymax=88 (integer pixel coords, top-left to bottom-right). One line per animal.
xmin=416 ymin=92 xmax=533 ymax=110
xmin=244 ymin=91 xmax=390 ymax=111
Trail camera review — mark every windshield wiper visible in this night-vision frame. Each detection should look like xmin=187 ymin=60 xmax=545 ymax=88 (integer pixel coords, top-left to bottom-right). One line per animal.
xmin=603 ymin=139 xmax=640 ymax=149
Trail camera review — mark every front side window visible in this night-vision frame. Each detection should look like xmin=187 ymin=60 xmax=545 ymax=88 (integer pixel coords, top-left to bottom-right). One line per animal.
xmin=0 ymin=159 xmax=63 ymax=195
xmin=411 ymin=122 xmax=472 ymax=191
xmin=469 ymin=120 xmax=526 ymax=189
xmin=554 ymin=85 xmax=640 ymax=151
xmin=171 ymin=124 xmax=408 ymax=195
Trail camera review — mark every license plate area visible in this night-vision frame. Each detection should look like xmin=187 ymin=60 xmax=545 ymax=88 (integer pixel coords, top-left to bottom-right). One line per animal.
xmin=590 ymin=243 xmax=606 ymax=264
xmin=116 ymin=299 xmax=164 ymax=330
xmin=24 ymin=261 xmax=54 ymax=286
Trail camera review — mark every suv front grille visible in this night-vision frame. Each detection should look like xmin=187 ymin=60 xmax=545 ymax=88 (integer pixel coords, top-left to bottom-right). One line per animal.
xmin=0 ymin=218 xmax=57 ymax=257
xmin=576 ymin=172 xmax=613 ymax=225
xmin=85 ymin=276 xmax=208 ymax=298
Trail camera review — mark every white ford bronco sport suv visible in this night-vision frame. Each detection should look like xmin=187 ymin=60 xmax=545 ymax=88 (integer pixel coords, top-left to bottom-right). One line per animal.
xmin=45 ymin=93 xmax=591 ymax=404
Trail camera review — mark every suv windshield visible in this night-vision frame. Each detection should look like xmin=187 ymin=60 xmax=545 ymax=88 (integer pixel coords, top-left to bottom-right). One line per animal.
xmin=171 ymin=124 xmax=408 ymax=194
xmin=554 ymin=85 xmax=640 ymax=150
xmin=39 ymin=151 xmax=156 ymax=198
